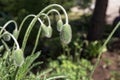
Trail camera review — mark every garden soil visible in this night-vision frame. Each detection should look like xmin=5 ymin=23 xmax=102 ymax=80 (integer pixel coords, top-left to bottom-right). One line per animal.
xmin=92 ymin=51 xmax=120 ymax=80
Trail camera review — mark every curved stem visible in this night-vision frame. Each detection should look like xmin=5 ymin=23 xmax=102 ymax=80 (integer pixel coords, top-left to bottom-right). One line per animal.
xmin=21 ymin=15 xmax=43 ymax=51
xmin=1 ymin=32 xmax=20 ymax=49
xmin=39 ymin=4 xmax=68 ymax=23
xmin=21 ymin=4 xmax=68 ymax=52
xmin=31 ymin=27 xmax=41 ymax=54
xmin=0 ymin=20 xmax=18 ymax=35
xmin=18 ymin=14 xmax=43 ymax=39
xmin=89 ymin=22 xmax=120 ymax=79
xmin=47 ymin=9 xmax=62 ymax=20
xmin=0 ymin=26 xmax=7 ymax=32
xmin=41 ymin=13 xmax=51 ymax=26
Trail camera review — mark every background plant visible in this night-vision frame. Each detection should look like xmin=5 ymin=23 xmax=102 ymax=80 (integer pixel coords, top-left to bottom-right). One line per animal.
xmin=0 ymin=4 xmax=72 ymax=80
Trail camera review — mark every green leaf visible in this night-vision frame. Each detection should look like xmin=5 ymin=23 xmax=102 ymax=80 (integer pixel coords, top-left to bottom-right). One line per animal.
xmin=15 ymin=51 xmax=41 ymax=80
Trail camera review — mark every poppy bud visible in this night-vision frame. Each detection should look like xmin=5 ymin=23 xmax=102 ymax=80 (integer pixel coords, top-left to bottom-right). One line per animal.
xmin=60 ymin=24 xmax=72 ymax=44
xmin=13 ymin=49 xmax=24 ymax=66
xmin=3 ymin=33 xmax=11 ymax=41
xmin=46 ymin=26 xmax=52 ymax=38
xmin=41 ymin=24 xmax=48 ymax=37
xmin=57 ymin=20 xmax=63 ymax=32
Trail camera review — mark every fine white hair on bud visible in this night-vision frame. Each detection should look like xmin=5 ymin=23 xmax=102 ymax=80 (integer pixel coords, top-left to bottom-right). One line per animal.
xmin=41 ymin=24 xmax=48 ymax=37
xmin=60 ymin=24 xmax=72 ymax=44
xmin=3 ymin=33 xmax=11 ymax=41
xmin=41 ymin=24 xmax=53 ymax=38
xmin=13 ymin=49 xmax=24 ymax=67
xmin=47 ymin=26 xmax=52 ymax=38
xmin=57 ymin=20 xmax=63 ymax=32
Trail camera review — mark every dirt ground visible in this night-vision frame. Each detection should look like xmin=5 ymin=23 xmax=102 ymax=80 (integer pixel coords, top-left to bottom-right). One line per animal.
xmin=92 ymin=51 xmax=120 ymax=80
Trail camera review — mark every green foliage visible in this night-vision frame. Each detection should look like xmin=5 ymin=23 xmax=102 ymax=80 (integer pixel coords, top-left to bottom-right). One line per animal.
xmin=84 ymin=41 xmax=102 ymax=58
xmin=0 ymin=49 xmax=41 ymax=80
xmin=111 ymin=71 xmax=120 ymax=80
xmin=49 ymin=55 xmax=93 ymax=80
xmin=0 ymin=4 xmax=72 ymax=80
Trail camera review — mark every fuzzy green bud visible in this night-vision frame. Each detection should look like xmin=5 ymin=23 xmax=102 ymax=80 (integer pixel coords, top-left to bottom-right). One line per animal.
xmin=41 ymin=24 xmax=52 ymax=38
xmin=13 ymin=49 xmax=24 ymax=66
xmin=60 ymin=24 xmax=72 ymax=44
xmin=47 ymin=26 xmax=52 ymax=38
xmin=41 ymin=24 xmax=48 ymax=37
xmin=3 ymin=33 xmax=11 ymax=41
xmin=57 ymin=20 xmax=63 ymax=32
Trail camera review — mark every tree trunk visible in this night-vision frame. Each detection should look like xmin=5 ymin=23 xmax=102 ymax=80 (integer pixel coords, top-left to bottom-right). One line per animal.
xmin=87 ymin=0 xmax=108 ymax=41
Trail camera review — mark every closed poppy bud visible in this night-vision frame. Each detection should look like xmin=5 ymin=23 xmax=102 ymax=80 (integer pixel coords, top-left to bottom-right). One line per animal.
xmin=46 ymin=26 xmax=52 ymax=38
xmin=3 ymin=33 xmax=11 ymax=41
xmin=41 ymin=24 xmax=48 ymax=37
xmin=57 ymin=20 xmax=63 ymax=32
xmin=13 ymin=49 xmax=24 ymax=67
xmin=60 ymin=24 xmax=72 ymax=44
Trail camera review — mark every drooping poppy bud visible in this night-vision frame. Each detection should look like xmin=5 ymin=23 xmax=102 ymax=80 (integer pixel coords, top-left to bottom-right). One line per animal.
xmin=60 ymin=24 xmax=72 ymax=44
xmin=13 ymin=49 xmax=24 ymax=67
xmin=57 ymin=20 xmax=63 ymax=32
xmin=41 ymin=24 xmax=48 ymax=37
xmin=3 ymin=33 xmax=11 ymax=41
xmin=46 ymin=26 xmax=52 ymax=38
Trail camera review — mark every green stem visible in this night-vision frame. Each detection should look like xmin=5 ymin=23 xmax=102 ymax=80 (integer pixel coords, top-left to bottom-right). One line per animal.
xmin=89 ymin=22 xmax=120 ymax=80
xmin=0 ymin=20 xmax=18 ymax=35
xmin=21 ymin=4 xmax=68 ymax=52
xmin=17 ymin=14 xmax=43 ymax=39
xmin=13 ymin=67 xmax=19 ymax=80
xmin=31 ymin=27 xmax=41 ymax=54
xmin=47 ymin=9 xmax=62 ymax=20
xmin=41 ymin=13 xmax=51 ymax=26
xmin=19 ymin=15 xmax=43 ymax=52
xmin=0 ymin=32 xmax=20 ymax=49
xmin=46 ymin=76 xmax=66 ymax=80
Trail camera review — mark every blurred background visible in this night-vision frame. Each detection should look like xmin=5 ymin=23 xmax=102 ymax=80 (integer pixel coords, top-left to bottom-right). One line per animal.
xmin=0 ymin=0 xmax=120 ymax=80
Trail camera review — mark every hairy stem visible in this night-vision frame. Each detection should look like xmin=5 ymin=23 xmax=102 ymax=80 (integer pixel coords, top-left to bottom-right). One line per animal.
xmin=21 ymin=4 xmax=68 ymax=52
xmin=89 ymin=22 xmax=120 ymax=79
